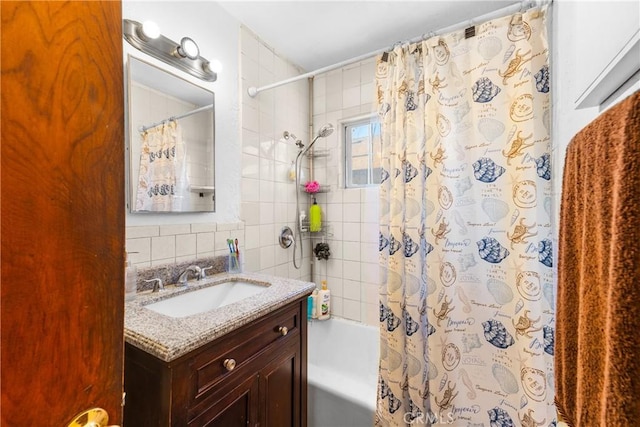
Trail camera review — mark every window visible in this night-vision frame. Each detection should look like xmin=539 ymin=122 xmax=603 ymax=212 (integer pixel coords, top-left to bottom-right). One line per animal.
xmin=344 ymin=116 xmax=381 ymax=188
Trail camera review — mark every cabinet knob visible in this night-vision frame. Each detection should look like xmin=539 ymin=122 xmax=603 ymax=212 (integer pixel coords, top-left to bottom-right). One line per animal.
xmin=278 ymin=326 xmax=288 ymax=336
xmin=223 ymin=358 xmax=236 ymax=371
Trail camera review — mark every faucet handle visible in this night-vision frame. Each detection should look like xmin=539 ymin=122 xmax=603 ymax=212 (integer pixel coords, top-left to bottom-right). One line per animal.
xmin=144 ymin=278 xmax=164 ymax=292
xmin=200 ymin=266 xmax=213 ymax=279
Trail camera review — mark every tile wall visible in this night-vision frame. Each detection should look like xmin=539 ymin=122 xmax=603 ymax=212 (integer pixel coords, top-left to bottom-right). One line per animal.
xmin=126 ymin=222 xmax=245 ymax=267
xmin=239 ymin=27 xmax=311 ymax=281
xmin=310 ymin=58 xmax=380 ymax=326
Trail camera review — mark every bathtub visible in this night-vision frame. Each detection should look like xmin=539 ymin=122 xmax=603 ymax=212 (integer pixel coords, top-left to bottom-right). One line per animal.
xmin=307 ymin=317 xmax=379 ymax=427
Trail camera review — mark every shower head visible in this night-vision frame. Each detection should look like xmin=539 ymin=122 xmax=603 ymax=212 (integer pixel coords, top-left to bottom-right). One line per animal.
xmin=283 ymin=130 xmax=297 ymax=141
xmin=317 ymin=123 xmax=334 ymax=138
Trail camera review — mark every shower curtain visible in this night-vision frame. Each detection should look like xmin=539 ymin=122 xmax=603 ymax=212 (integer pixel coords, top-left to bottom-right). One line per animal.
xmin=376 ymin=6 xmax=555 ymax=426
xmin=135 ymin=120 xmax=188 ymax=212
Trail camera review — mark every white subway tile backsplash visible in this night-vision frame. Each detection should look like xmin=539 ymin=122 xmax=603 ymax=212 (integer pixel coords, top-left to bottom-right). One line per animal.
xmin=151 ymin=235 xmax=175 ymax=261
xmin=214 ymin=231 xmax=231 ymax=253
xmin=219 ymin=223 xmax=243 ymax=232
xmin=127 ymin=226 xmax=159 ymax=239
xmin=160 ymin=224 xmax=190 ymax=236
xmin=191 ymin=223 xmax=216 ymax=233
xmin=196 ymin=232 xmax=215 ymax=255
xmin=127 ymin=237 xmax=151 ymax=265
xmin=175 ymin=234 xmax=197 ymax=257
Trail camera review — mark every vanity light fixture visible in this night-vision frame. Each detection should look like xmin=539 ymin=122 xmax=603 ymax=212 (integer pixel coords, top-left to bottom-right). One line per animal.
xmin=123 ymin=19 xmax=218 ymax=82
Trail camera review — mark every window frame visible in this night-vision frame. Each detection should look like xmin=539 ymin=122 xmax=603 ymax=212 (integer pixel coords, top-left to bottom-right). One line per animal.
xmin=343 ymin=114 xmax=381 ymax=189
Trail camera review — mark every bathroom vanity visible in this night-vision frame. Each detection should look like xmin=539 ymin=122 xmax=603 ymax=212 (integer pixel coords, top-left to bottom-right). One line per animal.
xmin=123 ymin=273 xmax=314 ymax=426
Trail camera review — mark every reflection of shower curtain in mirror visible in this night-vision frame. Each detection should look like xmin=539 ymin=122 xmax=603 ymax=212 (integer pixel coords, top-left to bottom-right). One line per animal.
xmin=136 ymin=121 xmax=188 ymax=212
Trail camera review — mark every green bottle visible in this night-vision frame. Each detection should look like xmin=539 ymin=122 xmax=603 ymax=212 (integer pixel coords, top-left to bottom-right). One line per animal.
xmin=309 ymin=197 xmax=322 ymax=232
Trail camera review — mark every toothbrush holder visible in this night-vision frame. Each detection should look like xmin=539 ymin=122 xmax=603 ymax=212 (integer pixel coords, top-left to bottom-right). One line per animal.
xmin=228 ymin=253 xmax=242 ymax=273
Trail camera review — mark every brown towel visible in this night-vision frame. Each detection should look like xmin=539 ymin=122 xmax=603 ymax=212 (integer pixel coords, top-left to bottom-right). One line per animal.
xmin=556 ymin=90 xmax=640 ymax=426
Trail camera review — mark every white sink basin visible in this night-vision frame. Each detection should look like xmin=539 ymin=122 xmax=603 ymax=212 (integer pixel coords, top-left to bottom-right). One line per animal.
xmin=145 ymin=280 xmax=270 ymax=318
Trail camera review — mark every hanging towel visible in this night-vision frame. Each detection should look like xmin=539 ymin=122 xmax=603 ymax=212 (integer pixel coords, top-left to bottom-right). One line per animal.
xmin=556 ymin=91 xmax=640 ymax=426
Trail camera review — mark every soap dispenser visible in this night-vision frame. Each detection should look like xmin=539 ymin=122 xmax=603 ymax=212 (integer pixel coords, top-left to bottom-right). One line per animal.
xmin=125 ymin=252 xmax=138 ymax=302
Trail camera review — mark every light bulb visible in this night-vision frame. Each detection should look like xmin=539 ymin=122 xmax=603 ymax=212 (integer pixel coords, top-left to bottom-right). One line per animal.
xmin=141 ymin=21 xmax=160 ymax=39
xmin=208 ymin=59 xmax=222 ymax=74
xmin=177 ymin=37 xmax=199 ymax=60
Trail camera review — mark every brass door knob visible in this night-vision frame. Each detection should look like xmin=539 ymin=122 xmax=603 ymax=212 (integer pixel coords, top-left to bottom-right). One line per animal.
xmin=223 ymin=358 xmax=236 ymax=371
xmin=68 ymin=408 xmax=119 ymax=427
xmin=278 ymin=326 xmax=288 ymax=336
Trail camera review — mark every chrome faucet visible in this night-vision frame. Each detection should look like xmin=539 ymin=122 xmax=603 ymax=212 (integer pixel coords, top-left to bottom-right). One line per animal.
xmin=177 ymin=265 xmax=202 ymax=286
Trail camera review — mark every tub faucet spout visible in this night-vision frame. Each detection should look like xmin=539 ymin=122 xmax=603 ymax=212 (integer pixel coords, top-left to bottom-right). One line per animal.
xmin=177 ymin=265 xmax=201 ymax=286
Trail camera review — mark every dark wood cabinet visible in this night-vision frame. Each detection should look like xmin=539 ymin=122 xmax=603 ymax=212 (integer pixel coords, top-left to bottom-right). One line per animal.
xmin=124 ymin=298 xmax=308 ymax=427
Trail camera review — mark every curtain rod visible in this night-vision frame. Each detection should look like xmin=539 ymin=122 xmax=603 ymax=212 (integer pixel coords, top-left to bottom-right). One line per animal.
xmin=139 ymin=103 xmax=213 ymax=133
xmin=248 ymin=0 xmax=550 ymax=97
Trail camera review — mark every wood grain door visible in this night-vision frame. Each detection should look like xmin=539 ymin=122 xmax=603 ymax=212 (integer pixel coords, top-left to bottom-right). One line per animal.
xmin=1 ymin=1 xmax=125 ymax=425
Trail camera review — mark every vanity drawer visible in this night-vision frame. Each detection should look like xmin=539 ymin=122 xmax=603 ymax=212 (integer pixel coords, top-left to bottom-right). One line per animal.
xmin=190 ymin=303 xmax=301 ymax=403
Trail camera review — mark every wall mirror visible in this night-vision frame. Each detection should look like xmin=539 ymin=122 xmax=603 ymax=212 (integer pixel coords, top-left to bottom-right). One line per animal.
xmin=126 ymin=55 xmax=215 ymax=213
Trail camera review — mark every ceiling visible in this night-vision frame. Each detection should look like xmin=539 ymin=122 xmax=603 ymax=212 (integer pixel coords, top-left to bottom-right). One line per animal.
xmin=218 ymin=1 xmax=521 ymax=71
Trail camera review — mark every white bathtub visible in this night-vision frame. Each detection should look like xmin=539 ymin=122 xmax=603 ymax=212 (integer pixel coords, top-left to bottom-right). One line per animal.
xmin=307 ymin=317 xmax=379 ymax=427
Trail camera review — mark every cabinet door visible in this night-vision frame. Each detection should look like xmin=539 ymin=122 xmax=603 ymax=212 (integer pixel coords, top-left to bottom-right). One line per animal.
xmin=190 ymin=373 xmax=259 ymax=427
xmin=260 ymin=342 xmax=302 ymax=427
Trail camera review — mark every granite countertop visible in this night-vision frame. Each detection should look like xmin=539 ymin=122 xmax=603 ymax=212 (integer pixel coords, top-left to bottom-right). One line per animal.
xmin=124 ymin=272 xmax=315 ymax=362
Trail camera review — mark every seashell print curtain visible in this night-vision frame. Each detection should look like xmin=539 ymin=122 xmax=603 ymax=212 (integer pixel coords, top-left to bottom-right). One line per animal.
xmin=375 ymin=6 xmax=555 ymax=426
xmin=135 ymin=120 xmax=188 ymax=212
